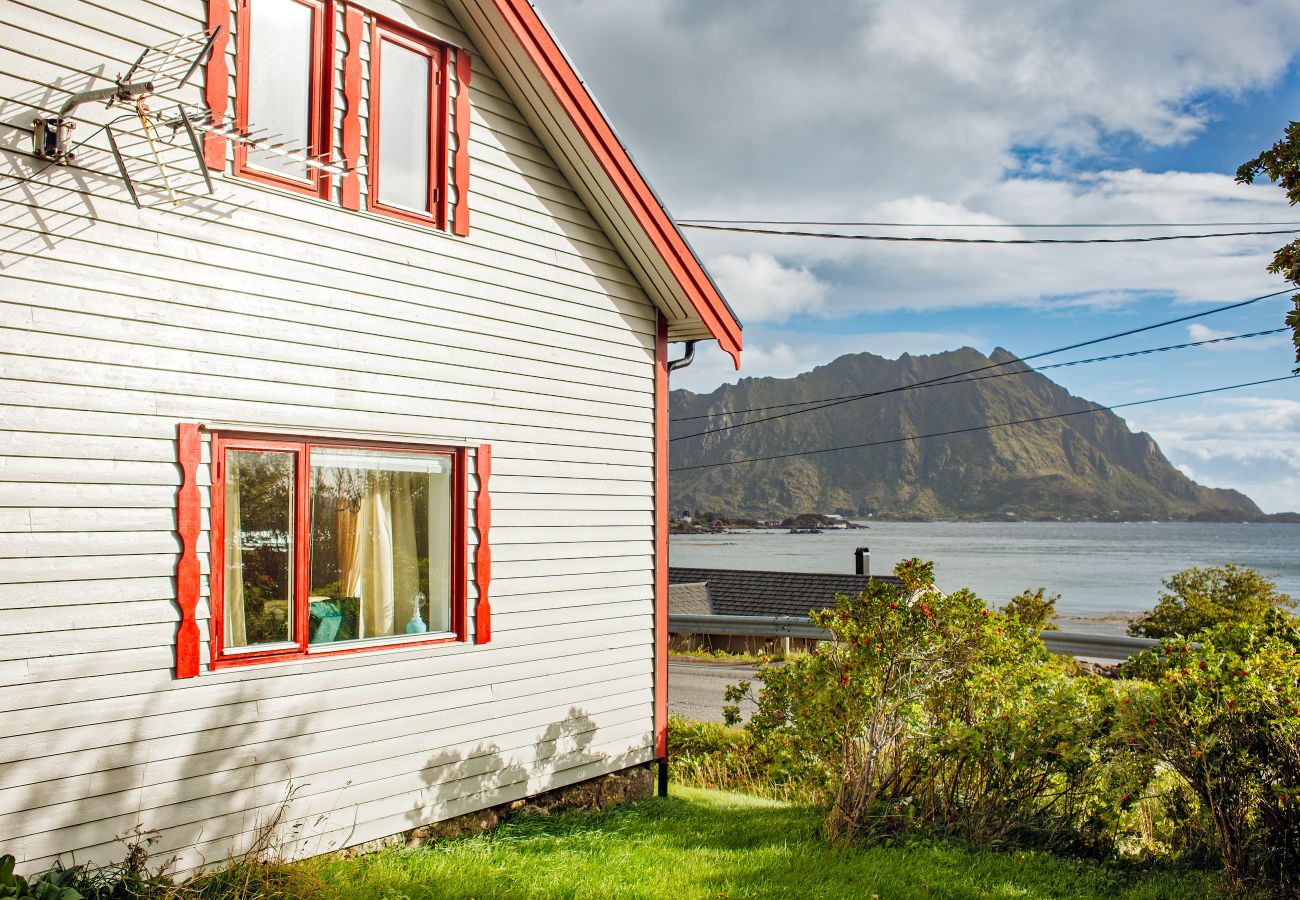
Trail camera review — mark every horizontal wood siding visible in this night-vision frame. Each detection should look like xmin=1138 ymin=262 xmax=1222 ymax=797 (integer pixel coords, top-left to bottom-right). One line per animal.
xmin=0 ymin=0 xmax=657 ymax=874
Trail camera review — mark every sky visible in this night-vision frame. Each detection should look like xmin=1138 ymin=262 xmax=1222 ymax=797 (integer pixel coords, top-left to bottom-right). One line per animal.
xmin=534 ymin=0 xmax=1300 ymax=512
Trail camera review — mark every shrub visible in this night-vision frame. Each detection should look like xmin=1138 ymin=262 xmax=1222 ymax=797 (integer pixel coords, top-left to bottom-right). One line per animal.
xmin=1128 ymin=564 xmax=1295 ymax=639
xmin=0 ymin=855 xmax=83 ymax=900
xmin=1119 ymin=609 xmax=1300 ymax=889
xmin=1001 ymin=587 xmax=1060 ymax=631
xmin=726 ymin=559 xmax=1122 ymax=851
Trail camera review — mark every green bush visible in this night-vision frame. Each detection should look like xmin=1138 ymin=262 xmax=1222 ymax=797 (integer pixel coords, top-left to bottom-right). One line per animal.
xmin=726 ymin=559 xmax=1124 ymax=852
xmin=667 ymin=715 xmax=808 ymax=800
xmin=1120 ymin=609 xmax=1300 ymax=889
xmin=1002 ymin=587 xmax=1061 ymax=631
xmin=1128 ymin=564 xmax=1295 ymax=639
xmin=0 ymin=855 xmax=83 ymax=900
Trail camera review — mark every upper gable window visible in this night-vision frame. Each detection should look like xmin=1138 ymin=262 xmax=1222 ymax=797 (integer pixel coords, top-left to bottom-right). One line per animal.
xmin=226 ymin=1 xmax=459 ymax=229
xmin=369 ymin=23 xmax=448 ymax=228
xmin=233 ymin=0 xmax=329 ymax=197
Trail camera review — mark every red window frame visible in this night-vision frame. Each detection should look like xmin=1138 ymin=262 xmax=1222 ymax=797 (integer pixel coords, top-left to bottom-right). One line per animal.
xmin=209 ymin=432 xmax=469 ymax=669
xmin=233 ymin=0 xmax=334 ymax=198
xmin=367 ymin=18 xmax=449 ymax=229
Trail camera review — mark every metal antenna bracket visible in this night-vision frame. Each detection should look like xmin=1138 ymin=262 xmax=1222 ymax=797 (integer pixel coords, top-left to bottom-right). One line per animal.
xmin=32 ymin=80 xmax=154 ymax=164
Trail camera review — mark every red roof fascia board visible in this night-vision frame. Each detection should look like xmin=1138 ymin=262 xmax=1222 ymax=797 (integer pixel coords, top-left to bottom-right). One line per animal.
xmin=491 ymin=0 xmax=741 ymax=368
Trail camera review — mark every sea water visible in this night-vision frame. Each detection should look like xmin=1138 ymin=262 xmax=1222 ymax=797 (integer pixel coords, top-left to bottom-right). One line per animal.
xmin=670 ymin=522 xmax=1300 ymax=634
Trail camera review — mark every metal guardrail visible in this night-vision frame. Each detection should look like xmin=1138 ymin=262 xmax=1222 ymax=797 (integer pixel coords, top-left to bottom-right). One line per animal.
xmin=668 ymin=613 xmax=1160 ymax=662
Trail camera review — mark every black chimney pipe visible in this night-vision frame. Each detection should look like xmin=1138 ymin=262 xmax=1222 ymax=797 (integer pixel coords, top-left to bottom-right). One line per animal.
xmin=854 ymin=547 xmax=870 ymax=576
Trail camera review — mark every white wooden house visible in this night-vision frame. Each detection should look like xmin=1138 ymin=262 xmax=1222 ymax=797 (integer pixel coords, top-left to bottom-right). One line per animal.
xmin=0 ymin=0 xmax=742 ymax=873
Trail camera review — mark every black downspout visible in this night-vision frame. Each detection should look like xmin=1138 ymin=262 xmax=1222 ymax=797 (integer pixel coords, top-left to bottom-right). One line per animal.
xmin=659 ymin=340 xmax=697 ymax=798
xmin=666 ymin=340 xmax=697 ymax=374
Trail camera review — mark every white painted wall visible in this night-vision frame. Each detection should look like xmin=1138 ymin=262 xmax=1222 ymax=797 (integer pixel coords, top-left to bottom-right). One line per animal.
xmin=0 ymin=0 xmax=657 ymax=873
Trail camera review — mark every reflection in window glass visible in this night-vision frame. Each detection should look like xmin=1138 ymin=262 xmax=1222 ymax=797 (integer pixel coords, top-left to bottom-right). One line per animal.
xmin=376 ymin=39 xmax=431 ymax=213
xmin=247 ymin=0 xmax=315 ymax=180
xmin=224 ymin=450 xmax=295 ymax=648
xmin=308 ymin=449 xmax=452 ymax=644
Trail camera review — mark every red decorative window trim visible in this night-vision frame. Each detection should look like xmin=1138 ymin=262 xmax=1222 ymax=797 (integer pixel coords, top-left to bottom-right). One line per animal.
xmin=232 ymin=0 xmax=334 ymax=198
xmin=204 ymin=0 xmax=231 ymax=170
xmin=451 ymin=47 xmax=471 ymax=237
xmin=366 ymin=17 xmax=449 ymax=230
xmin=175 ymin=423 xmax=203 ymax=678
xmin=473 ymin=443 xmax=491 ymax=643
xmin=208 ymin=431 xmax=469 ymax=670
xmin=339 ymin=2 xmax=364 ymax=210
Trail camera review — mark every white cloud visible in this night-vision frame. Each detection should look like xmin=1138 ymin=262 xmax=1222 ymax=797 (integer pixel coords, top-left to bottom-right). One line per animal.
xmin=1188 ymin=324 xmax=1234 ymax=341
xmin=671 ymin=326 xmax=984 ymax=393
xmin=539 ymin=0 xmax=1300 ymax=214
xmin=1127 ymin=397 xmax=1300 ymax=512
xmin=1188 ymin=322 xmax=1293 ymax=350
xmin=686 ymin=169 xmax=1293 ymax=318
xmin=706 ymin=253 xmax=827 ymax=323
xmin=541 ymin=0 xmax=1300 ymax=319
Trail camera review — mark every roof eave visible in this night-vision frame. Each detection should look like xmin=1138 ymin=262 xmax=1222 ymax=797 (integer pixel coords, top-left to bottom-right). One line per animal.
xmin=448 ymin=0 xmax=742 ymax=368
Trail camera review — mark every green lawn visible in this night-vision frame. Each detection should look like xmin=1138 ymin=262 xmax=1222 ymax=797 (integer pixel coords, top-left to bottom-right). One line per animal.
xmin=304 ymin=787 xmax=1234 ymax=899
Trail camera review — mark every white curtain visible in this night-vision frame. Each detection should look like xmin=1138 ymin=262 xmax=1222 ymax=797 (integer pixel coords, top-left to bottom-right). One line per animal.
xmin=392 ymin=472 xmax=420 ymax=628
xmin=224 ymin=470 xmax=247 ymax=647
xmin=343 ymin=473 xmax=419 ymax=637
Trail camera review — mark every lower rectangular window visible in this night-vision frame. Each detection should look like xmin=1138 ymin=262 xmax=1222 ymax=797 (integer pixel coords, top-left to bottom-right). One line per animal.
xmin=213 ymin=434 xmax=467 ymax=667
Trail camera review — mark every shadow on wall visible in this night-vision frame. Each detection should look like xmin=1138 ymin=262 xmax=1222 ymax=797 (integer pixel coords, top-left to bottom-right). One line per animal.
xmin=2 ymin=669 xmax=322 ymax=879
xmin=0 ymin=65 xmax=243 ymax=272
xmin=308 ymin=706 xmax=655 ymax=856
xmin=399 ymin=706 xmax=611 ymax=842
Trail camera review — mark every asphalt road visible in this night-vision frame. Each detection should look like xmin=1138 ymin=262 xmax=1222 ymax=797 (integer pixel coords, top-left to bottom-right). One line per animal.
xmin=668 ymin=661 xmax=758 ymax=723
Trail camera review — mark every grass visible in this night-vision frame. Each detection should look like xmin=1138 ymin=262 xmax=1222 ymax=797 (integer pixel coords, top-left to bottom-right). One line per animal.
xmin=303 ymin=786 xmax=1238 ymax=900
xmin=668 ymin=647 xmax=770 ymax=664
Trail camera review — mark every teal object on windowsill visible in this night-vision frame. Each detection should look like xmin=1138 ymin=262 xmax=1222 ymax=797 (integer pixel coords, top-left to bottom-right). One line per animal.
xmin=406 ymin=591 xmax=428 ymax=634
xmin=309 ymin=596 xmax=360 ymax=643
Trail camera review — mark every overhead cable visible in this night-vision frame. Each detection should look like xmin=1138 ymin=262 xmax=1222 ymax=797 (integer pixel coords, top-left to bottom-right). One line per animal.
xmin=670 ymin=374 xmax=1300 ymax=473
xmin=671 ymin=327 xmax=1291 ymax=422
xmin=677 ymin=218 xmax=1300 ymax=229
xmin=676 ymin=223 xmax=1300 ymax=244
xmin=670 ymin=287 xmax=1294 ymax=441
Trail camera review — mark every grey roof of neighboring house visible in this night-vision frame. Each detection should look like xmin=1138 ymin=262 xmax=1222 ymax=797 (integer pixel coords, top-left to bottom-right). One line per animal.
xmin=668 ymin=582 xmax=711 ymax=615
xmin=668 ymin=567 xmax=904 ymax=619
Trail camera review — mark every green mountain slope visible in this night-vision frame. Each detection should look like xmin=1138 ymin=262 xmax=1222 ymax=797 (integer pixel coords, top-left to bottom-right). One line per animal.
xmin=669 ymin=348 xmax=1262 ymax=521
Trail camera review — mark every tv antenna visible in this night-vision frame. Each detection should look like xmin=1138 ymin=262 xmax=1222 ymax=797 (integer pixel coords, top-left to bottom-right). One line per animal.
xmin=32 ymin=29 xmax=218 ymax=166
xmin=26 ymin=28 xmax=349 ymax=209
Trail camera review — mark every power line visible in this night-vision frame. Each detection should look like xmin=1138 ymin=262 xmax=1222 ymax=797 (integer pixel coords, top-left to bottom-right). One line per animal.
xmin=677 ymin=223 xmax=1300 ymax=244
xmin=678 ymin=218 xmax=1300 ymax=229
xmin=670 ymin=287 xmax=1295 ymax=441
xmin=672 ymin=326 xmax=1290 ymax=422
xmin=670 ymin=374 xmax=1300 ymax=473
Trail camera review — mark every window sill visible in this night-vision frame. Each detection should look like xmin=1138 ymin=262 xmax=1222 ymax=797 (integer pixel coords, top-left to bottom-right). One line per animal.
xmin=221 ymin=170 xmax=461 ymax=242
xmin=210 ymin=632 xmax=462 ymax=671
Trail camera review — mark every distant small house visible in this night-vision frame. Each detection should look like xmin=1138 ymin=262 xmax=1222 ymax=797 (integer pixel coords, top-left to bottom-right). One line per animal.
xmin=666 ymin=566 xmax=904 ymax=654
xmin=667 ymin=582 xmax=711 ymax=616
xmin=668 ymin=567 xmax=903 ymax=618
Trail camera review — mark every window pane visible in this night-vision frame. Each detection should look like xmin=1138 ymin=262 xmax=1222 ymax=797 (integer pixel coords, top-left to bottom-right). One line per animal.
xmin=309 ymin=449 xmax=452 ymax=644
xmin=377 ymin=40 xmax=431 ymax=213
xmin=225 ymin=450 xmax=295 ymax=648
xmin=247 ymin=0 xmax=314 ymax=180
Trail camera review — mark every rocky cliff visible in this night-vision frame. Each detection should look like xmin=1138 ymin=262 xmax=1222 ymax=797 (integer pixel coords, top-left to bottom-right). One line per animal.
xmin=669 ymin=348 xmax=1262 ymax=521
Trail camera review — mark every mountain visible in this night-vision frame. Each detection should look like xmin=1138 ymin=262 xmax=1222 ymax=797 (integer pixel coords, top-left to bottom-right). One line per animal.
xmin=669 ymin=347 xmax=1262 ymax=522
